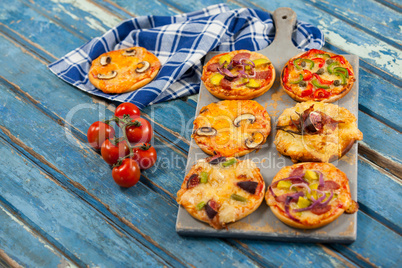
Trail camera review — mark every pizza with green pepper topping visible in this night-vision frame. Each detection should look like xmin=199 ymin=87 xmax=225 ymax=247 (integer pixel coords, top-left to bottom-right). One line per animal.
xmin=201 ymin=50 xmax=275 ymax=100
xmin=281 ymin=49 xmax=355 ymax=102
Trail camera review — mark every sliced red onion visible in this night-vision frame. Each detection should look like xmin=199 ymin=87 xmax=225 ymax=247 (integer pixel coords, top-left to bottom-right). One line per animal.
xmin=285 ymin=195 xmax=302 ymax=222
xmin=238 ymin=70 xmax=249 ymax=78
xmin=315 ymin=170 xmax=325 ymax=187
xmin=320 ymin=191 xmax=334 ymax=206
xmin=217 ymin=67 xmax=237 ymax=78
xmin=269 ymin=186 xmax=277 ymax=198
xmin=239 ymin=58 xmax=255 ymax=67
xmin=271 ymin=176 xmax=308 ymax=187
xmin=290 ymin=183 xmax=311 ymax=193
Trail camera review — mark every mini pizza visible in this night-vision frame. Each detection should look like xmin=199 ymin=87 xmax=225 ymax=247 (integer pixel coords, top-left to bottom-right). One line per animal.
xmin=177 ymin=156 xmax=265 ymax=229
xmin=201 ymin=50 xmax=275 ymax=99
xmin=192 ymin=100 xmax=271 ymax=157
xmin=274 ymin=101 xmax=363 ymax=163
xmin=265 ymin=162 xmax=358 ymax=229
xmin=281 ymin=49 xmax=355 ymax=102
xmin=88 ymin=47 xmax=161 ymax=94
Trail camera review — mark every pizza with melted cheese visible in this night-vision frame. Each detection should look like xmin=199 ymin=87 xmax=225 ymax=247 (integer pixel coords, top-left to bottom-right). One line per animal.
xmin=88 ymin=47 xmax=160 ymax=94
xmin=265 ymin=162 xmax=358 ymax=229
xmin=192 ymin=100 xmax=271 ymax=157
xmin=177 ymin=156 xmax=265 ymax=229
xmin=201 ymin=50 xmax=275 ymax=99
xmin=281 ymin=49 xmax=355 ymax=102
xmin=274 ymin=101 xmax=363 ymax=163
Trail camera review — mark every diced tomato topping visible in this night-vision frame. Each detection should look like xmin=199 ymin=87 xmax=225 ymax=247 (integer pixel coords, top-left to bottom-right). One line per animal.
xmin=313 ymin=88 xmax=331 ymax=99
xmin=331 ymin=55 xmax=346 ymax=64
xmin=283 ymin=66 xmax=289 ymax=83
xmin=301 ymin=83 xmax=313 ymax=97
xmin=312 ymin=58 xmax=325 ymax=68
xmin=313 ymin=73 xmax=333 ymax=85
xmin=305 ymin=49 xmax=325 ymax=57
xmin=302 ymin=70 xmax=313 ymax=81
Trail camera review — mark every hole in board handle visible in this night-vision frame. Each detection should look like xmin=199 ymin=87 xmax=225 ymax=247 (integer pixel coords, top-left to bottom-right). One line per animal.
xmin=282 ymin=15 xmax=287 ymax=19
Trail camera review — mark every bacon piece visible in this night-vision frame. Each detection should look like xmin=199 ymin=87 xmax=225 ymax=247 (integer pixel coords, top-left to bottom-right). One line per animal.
xmin=311 ymin=204 xmax=331 ymax=215
xmin=232 ymin=52 xmax=250 ymax=62
xmin=220 ymin=78 xmax=232 ymax=90
xmin=207 ymin=63 xmax=220 ymax=72
xmin=254 ymin=70 xmax=272 ymax=80
xmin=318 ymin=181 xmax=340 ymax=191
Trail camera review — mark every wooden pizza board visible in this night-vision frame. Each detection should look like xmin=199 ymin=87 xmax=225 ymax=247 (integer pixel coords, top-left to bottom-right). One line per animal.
xmin=176 ymin=7 xmax=359 ymax=242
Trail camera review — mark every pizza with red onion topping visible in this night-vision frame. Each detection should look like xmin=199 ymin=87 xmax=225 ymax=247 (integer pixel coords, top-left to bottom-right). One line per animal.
xmin=201 ymin=50 xmax=275 ymax=100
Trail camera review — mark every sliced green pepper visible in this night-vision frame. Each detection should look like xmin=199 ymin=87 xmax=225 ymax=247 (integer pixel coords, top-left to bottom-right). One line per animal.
xmin=231 ymin=194 xmax=248 ymax=202
xmin=294 ymin=58 xmax=314 ymax=70
xmin=334 ymin=72 xmax=347 ymax=85
xmin=196 ymin=201 xmax=206 ymax=210
xmin=312 ymin=79 xmax=330 ymax=89
xmin=200 ymin=172 xmax=209 ymax=183
xmin=222 ymin=158 xmax=237 ymax=167
xmin=289 ymin=73 xmax=303 ymax=84
xmin=333 ymin=67 xmax=349 ymax=78
xmin=303 ymin=59 xmax=315 ymax=70
xmin=327 ymin=62 xmax=339 ymax=74
xmin=315 ymin=53 xmax=331 ymax=59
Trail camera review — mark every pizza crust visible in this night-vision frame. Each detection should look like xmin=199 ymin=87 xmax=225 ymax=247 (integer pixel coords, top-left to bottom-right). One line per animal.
xmin=88 ymin=47 xmax=161 ymax=94
xmin=177 ymin=158 xmax=265 ymax=229
xmin=201 ymin=50 xmax=275 ymax=100
xmin=281 ymin=49 xmax=355 ymax=103
xmin=265 ymin=162 xmax=356 ymax=229
xmin=192 ymin=100 xmax=271 ymax=157
xmin=274 ymin=101 xmax=363 ymax=163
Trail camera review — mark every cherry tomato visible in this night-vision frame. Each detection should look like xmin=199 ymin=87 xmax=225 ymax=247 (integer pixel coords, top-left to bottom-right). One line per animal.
xmin=87 ymin=121 xmax=115 ymax=150
xmin=132 ymin=144 xmax=157 ymax=170
xmin=101 ymin=139 xmax=130 ymax=165
xmin=112 ymin=158 xmax=141 ymax=187
xmin=115 ymin=102 xmax=141 ymax=120
xmin=126 ymin=117 xmax=153 ymax=144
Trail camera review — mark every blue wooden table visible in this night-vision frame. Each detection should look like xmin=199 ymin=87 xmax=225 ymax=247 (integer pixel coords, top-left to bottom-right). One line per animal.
xmin=0 ymin=0 xmax=401 ymax=267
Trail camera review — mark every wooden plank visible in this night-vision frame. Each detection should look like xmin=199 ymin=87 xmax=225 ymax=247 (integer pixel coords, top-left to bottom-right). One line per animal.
xmin=90 ymin=0 xmax=179 ymax=16
xmin=0 ymin=202 xmax=77 ymax=268
xmin=0 ymin=138 xmax=170 ymax=268
xmin=302 ymin=0 xmax=401 ymax=47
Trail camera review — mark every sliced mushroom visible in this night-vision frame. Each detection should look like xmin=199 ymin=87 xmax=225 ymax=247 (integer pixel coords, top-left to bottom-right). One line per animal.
xmin=97 ymin=71 xmax=117 ymax=80
xmin=122 ymin=48 xmax=137 ymax=56
xmin=136 ymin=61 xmax=150 ymax=73
xmin=100 ymin=56 xmax=111 ymax=66
xmin=194 ymin=127 xmax=217 ymax=136
xmin=233 ymin=113 xmax=256 ymax=127
xmin=245 ymin=132 xmax=264 ymax=149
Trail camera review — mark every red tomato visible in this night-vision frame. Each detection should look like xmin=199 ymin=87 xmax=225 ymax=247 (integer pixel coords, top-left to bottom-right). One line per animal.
xmin=126 ymin=117 xmax=153 ymax=144
xmin=87 ymin=121 xmax=115 ymax=150
xmin=132 ymin=144 xmax=157 ymax=170
xmin=313 ymin=73 xmax=333 ymax=85
xmin=302 ymin=70 xmax=313 ymax=81
xmin=312 ymin=58 xmax=325 ymax=68
xmin=101 ymin=139 xmax=130 ymax=165
xmin=330 ymin=55 xmax=346 ymax=64
xmin=282 ymin=66 xmax=289 ymax=83
xmin=112 ymin=159 xmax=141 ymax=187
xmin=115 ymin=102 xmax=141 ymax=121
xmin=313 ymin=88 xmax=331 ymax=99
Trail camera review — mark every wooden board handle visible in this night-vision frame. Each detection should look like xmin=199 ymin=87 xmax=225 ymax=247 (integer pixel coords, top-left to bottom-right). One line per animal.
xmin=269 ymin=7 xmax=297 ymax=50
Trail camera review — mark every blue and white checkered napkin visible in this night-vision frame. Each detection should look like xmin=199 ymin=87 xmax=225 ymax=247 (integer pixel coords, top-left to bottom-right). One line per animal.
xmin=49 ymin=4 xmax=324 ymax=109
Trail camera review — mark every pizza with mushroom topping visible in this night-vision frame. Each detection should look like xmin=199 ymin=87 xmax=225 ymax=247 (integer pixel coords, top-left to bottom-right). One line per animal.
xmin=177 ymin=156 xmax=265 ymax=229
xmin=265 ymin=162 xmax=358 ymax=229
xmin=201 ymin=50 xmax=275 ymax=99
xmin=274 ymin=101 xmax=363 ymax=163
xmin=281 ymin=49 xmax=355 ymax=102
xmin=88 ymin=47 xmax=161 ymax=94
xmin=192 ymin=100 xmax=271 ymax=157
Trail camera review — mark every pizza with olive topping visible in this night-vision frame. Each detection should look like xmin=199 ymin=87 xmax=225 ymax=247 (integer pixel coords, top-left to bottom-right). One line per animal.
xmin=88 ymin=47 xmax=161 ymax=94
xmin=192 ymin=100 xmax=271 ymax=157
xmin=281 ymin=49 xmax=355 ymax=102
xmin=274 ymin=101 xmax=363 ymax=163
xmin=177 ymin=156 xmax=265 ymax=229
xmin=201 ymin=50 xmax=275 ymax=100
xmin=265 ymin=162 xmax=358 ymax=229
